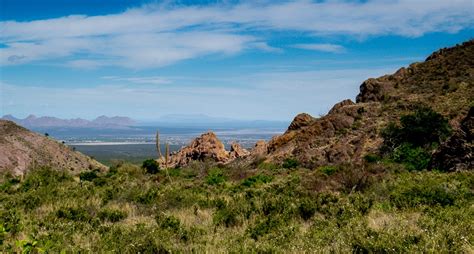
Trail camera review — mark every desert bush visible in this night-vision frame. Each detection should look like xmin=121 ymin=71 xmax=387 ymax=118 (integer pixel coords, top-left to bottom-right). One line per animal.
xmin=282 ymin=158 xmax=299 ymax=169
xmin=205 ymin=168 xmax=226 ymax=185
xmin=56 ymin=207 xmax=91 ymax=222
xmin=319 ymin=165 xmax=339 ymax=176
xmin=134 ymin=187 xmax=159 ymax=204
xmin=213 ymin=205 xmax=241 ymax=227
xmin=298 ymin=198 xmax=316 ymax=220
xmin=79 ymin=170 xmax=99 ymax=182
xmin=142 ymin=159 xmax=160 ymax=174
xmin=20 ymin=167 xmax=71 ymax=191
xmin=363 ymin=153 xmax=381 ymax=163
xmin=382 ymin=106 xmax=451 ymax=150
xmin=241 ymin=174 xmax=273 ymax=187
xmin=391 ymin=143 xmax=430 ymax=171
xmin=98 ymin=209 xmax=127 ymax=222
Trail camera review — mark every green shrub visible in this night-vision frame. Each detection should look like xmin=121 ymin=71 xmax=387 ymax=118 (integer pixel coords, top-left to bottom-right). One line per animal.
xmin=392 ymin=143 xmax=430 ymax=171
xmin=20 ymin=168 xmax=71 ymax=191
xmin=298 ymin=199 xmax=316 ymax=220
xmin=56 ymin=207 xmax=91 ymax=222
xmin=363 ymin=154 xmax=381 ymax=163
xmin=382 ymin=106 xmax=451 ymax=150
xmin=159 ymin=215 xmax=181 ymax=231
xmin=98 ymin=209 xmax=127 ymax=222
xmin=134 ymin=188 xmax=159 ymax=204
xmin=205 ymin=168 xmax=226 ymax=185
xmin=388 ymin=174 xmax=461 ymax=208
xmin=79 ymin=170 xmax=99 ymax=182
xmin=92 ymin=177 xmax=107 ymax=186
xmin=142 ymin=159 xmax=160 ymax=174
xmin=282 ymin=158 xmax=299 ymax=169
xmin=213 ymin=206 xmax=240 ymax=227
xmin=318 ymin=165 xmax=338 ymax=176
xmin=241 ymin=174 xmax=273 ymax=187
xmin=247 ymin=217 xmax=283 ymax=240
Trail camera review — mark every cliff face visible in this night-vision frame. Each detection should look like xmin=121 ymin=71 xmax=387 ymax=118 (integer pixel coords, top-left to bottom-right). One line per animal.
xmin=0 ymin=120 xmax=106 ymax=176
xmin=260 ymin=40 xmax=474 ymax=169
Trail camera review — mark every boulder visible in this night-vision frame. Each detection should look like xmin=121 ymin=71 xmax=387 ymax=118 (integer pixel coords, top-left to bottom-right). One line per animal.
xmin=287 ymin=113 xmax=316 ymax=131
xmin=229 ymin=143 xmax=250 ymax=160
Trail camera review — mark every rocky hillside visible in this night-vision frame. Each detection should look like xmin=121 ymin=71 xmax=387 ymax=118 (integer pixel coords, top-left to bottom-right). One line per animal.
xmin=157 ymin=40 xmax=473 ymax=171
xmin=261 ymin=39 xmax=473 ymax=169
xmin=0 ymin=120 xmax=106 ymax=176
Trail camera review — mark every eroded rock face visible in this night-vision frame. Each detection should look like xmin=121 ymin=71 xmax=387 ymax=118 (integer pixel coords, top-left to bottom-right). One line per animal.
xmin=430 ymin=107 xmax=473 ymax=171
xmin=0 ymin=120 xmax=106 ymax=176
xmin=159 ymin=132 xmax=249 ymax=168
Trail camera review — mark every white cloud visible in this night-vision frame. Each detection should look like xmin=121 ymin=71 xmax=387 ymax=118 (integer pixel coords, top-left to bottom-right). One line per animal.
xmin=0 ymin=0 xmax=472 ymax=68
xmin=292 ymin=43 xmax=345 ymax=53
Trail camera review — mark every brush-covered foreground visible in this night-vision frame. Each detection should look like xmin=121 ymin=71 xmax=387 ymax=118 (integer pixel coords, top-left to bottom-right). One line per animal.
xmin=1 ymin=161 xmax=473 ymax=253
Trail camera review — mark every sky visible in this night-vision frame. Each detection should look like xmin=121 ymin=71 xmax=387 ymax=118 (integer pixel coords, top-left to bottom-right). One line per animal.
xmin=0 ymin=0 xmax=473 ymax=121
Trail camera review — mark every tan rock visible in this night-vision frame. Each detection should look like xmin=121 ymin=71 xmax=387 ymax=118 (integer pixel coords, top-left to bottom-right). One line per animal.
xmin=159 ymin=132 xmax=251 ymax=168
xmin=229 ymin=143 xmax=250 ymax=160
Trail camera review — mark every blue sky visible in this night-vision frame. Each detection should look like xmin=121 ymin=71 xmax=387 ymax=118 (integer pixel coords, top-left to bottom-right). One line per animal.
xmin=1 ymin=0 xmax=473 ymax=121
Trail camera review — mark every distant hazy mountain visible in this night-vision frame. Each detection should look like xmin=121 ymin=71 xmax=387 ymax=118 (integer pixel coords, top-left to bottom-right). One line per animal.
xmin=141 ymin=114 xmax=289 ymax=128
xmin=1 ymin=114 xmax=136 ymax=128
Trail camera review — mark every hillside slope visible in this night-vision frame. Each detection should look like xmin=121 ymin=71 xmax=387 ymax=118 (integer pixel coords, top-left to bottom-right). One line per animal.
xmin=0 ymin=120 xmax=106 ymax=175
xmin=262 ymin=39 xmax=473 ymax=169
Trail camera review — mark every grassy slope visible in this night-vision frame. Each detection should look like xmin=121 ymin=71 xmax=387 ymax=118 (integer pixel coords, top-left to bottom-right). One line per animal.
xmin=1 ymin=161 xmax=472 ymax=253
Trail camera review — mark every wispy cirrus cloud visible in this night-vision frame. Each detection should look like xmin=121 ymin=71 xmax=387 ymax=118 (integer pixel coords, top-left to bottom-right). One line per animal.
xmin=102 ymin=76 xmax=172 ymax=85
xmin=1 ymin=0 xmax=472 ymax=68
xmin=292 ymin=43 xmax=346 ymax=53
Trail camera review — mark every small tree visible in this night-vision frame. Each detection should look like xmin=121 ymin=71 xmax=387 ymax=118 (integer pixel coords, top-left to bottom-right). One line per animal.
xmin=142 ymin=159 xmax=159 ymax=174
xmin=382 ymin=106 xmax=451 ymax=151
xmin=381 ymin=106 xmax=451 ymax=170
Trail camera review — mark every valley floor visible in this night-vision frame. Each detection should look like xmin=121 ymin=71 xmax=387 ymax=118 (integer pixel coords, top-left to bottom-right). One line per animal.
xmin=1 ymin=161 xmax=473 ymax=253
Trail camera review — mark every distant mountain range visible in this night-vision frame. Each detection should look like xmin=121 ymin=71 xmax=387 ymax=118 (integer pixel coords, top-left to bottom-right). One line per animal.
xmin=142 ymin=114 xmax=289 ymax=128
xmin=1 ymin=115 xmax=136 ymax=128
xmin=1 ymin=113 xmax=289 ymax=130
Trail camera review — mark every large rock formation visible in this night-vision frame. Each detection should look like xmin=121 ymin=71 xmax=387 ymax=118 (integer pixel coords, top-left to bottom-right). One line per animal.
xmin=0 ymin=120 xmax=106 ymax=176
xmin=158 ymin=132 xmax=249 ymax=168
xmin=255 ymin=39 xmax=474 ymax=168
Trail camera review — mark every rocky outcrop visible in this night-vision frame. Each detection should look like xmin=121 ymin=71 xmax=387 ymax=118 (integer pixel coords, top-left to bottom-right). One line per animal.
xmin=259 ymin=39 xmax=474 ymax=168
xmin=287 ymin=113 xmax=316 ymax=131
xmin=430 ymin=107 xmax=473 ymax=171
xmin=0 ymin=120 xmax=106 ymax=176
xmin=252 ymin=140 xmax=268 ymax=157
xmin=229 ymin=143 xmax=250 ymax=160
xmin=159 ymin=132 xmax=249 ymax=168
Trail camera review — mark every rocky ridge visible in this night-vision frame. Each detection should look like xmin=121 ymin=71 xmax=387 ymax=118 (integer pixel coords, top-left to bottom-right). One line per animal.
xmin=259 ymin=40 xmax=473 ymax=169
